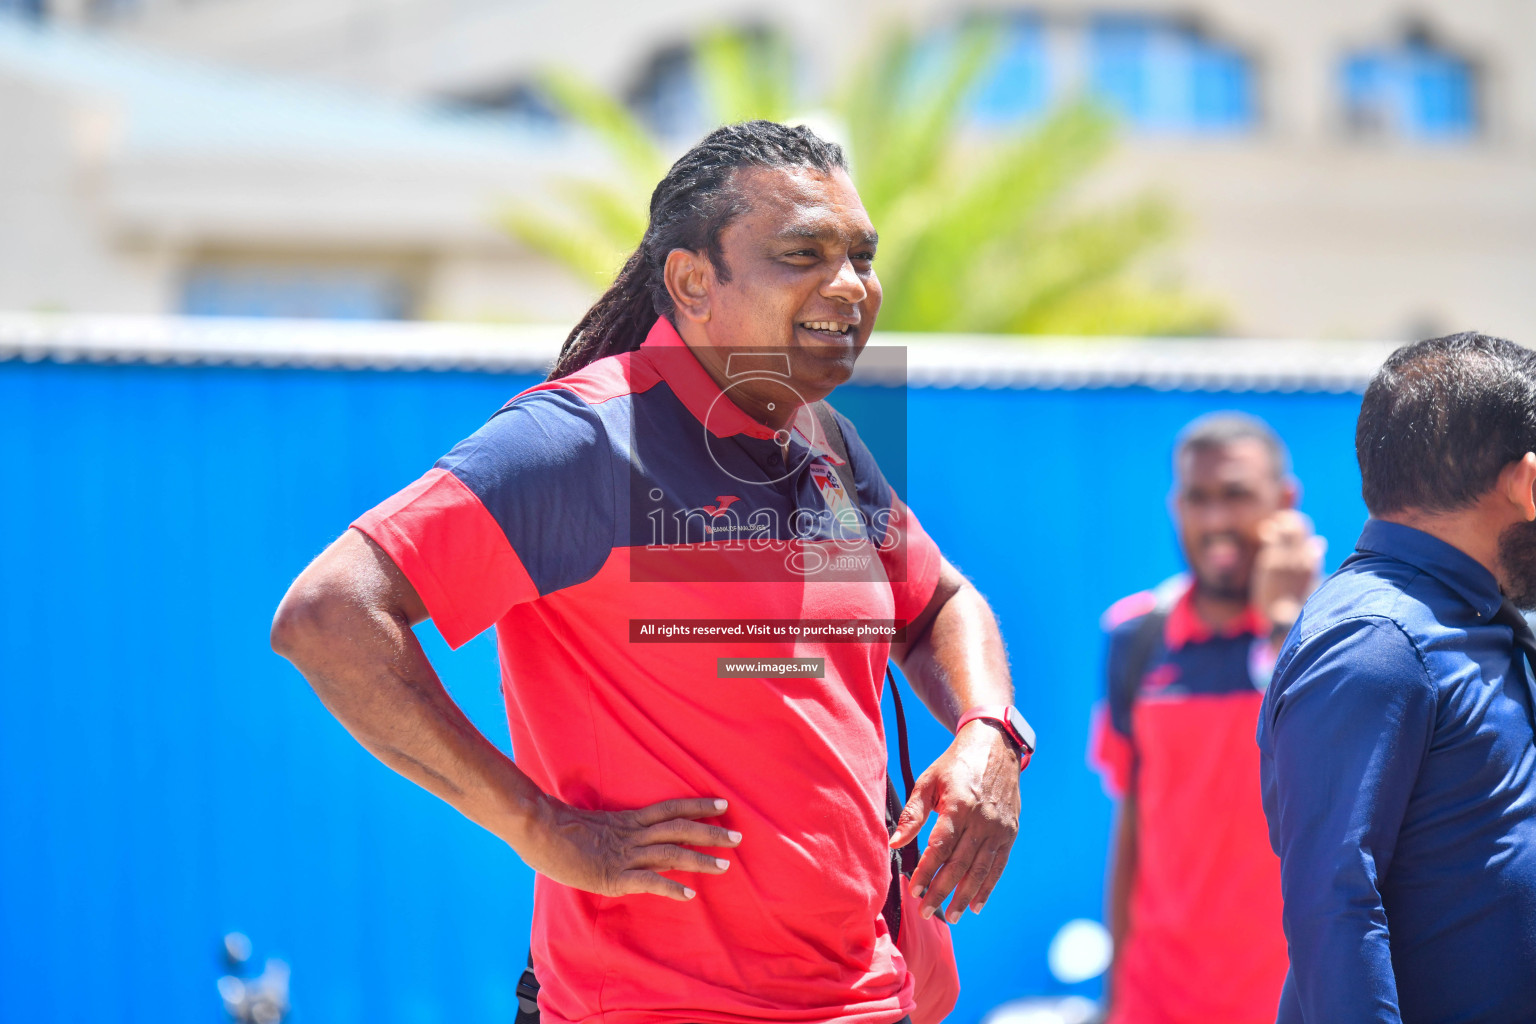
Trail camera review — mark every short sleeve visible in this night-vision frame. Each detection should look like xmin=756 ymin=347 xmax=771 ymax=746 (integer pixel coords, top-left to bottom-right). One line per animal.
xmin=351 ymin=388 xmax=616 ymax=649
xmin=884 ymin=499 xmax=943 ymax=624
xmin=1088 ymin=620 xmax=1142 ymax=798
xmin=830 ymin=410 xmax=942 ymax=624
xmin=1089 ymin=709 xmax=1134 ymax=799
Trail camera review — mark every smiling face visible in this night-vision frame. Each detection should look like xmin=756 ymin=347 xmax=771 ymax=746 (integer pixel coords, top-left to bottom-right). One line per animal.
xmin=1174 ymin=439 xmax=1294 ymax=602
xmin=663 ymin=163 xmax=881 ymax=422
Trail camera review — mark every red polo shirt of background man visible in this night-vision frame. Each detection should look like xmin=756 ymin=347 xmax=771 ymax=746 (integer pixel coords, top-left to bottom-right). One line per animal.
xmin=1087 ymin=413 xmax=1320 ymax=1024
xmin=1091 ymin=579 xmax=1289 ymax=1023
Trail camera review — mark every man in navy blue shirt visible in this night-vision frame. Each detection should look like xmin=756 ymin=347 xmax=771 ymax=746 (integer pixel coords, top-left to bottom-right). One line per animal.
xmin=1257 ymin=332 xmax=1536 ymax=1023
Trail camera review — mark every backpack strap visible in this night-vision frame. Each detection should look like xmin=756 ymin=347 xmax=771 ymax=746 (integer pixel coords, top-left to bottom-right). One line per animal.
xmin=811 ymin=401 xmax=863 ymax=523
xmin=886 ymin=667 xmax=919 ymax=873
xmin=813 ymin=401 xmax=920 ymax=944
xmin=812 ymin=401 xmax=916 ymax=796
xmin=886 ymin=666 xmax=918 ymax=802
xmin=1114 ymin=610 xmax=1166 ymax=732
xmin=515 ymin=401 xmax=910 ymax=1006
xmin=1111 ymin=582 xmax=1180 ymax=790
xmin=514 ymin=950 xmax=539 ymax=1023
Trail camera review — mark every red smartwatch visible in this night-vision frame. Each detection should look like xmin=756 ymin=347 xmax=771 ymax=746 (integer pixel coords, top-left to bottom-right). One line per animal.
xmin=956 ymin=705 xmax=1036 ymax=770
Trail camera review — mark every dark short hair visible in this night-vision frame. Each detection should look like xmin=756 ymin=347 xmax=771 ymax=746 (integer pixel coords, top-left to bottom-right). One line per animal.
xmin=1174 ymin=411 xmax=1291 ymax=479
xmin=1356 ymin=332 xmax=1536 ymax=515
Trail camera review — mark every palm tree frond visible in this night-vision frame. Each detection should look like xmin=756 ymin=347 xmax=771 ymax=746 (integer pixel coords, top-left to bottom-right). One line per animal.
xmin=506 ymin=23 xmax=1223 ymax=339
xmin=498 ymin=205 xmax=632 ymax=285
xmin=539 ymin=71 xmax=669 ymax=184
xmin=551 ymin=179 xmax=649 ymax=253
xmin=850 ymin=23 xmax=1001 ymax=214
xmin=696 ymin=28 xmax=795 ymax=124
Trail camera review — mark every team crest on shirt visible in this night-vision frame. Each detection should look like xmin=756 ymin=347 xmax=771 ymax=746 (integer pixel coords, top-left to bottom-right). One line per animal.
xmin=809 ymin=463 xmax=867 ymax=540
xmin=1142 ymin=663 xmax=1181 ymax=692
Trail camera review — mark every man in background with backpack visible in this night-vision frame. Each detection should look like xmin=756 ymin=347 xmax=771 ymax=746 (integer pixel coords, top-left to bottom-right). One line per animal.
xmin=1089 ymin=413 xmax=1324 ymax=1024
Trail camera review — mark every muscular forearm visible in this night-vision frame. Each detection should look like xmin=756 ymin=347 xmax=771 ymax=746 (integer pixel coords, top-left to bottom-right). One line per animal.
xmin=895 ymin=574 xmax=1013 ymax=732
xmin=280 ymin=606 xmax=543 ymax=841
xmin=272 ymin=530 xmax=739 ymax=903
xmin=271 ymin=536 xmax=545 ymax=851
xmin=888 ymin=560 xmax=1022 ymax=922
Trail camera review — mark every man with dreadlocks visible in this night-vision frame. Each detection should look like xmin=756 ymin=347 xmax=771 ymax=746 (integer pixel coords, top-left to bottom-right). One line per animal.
xmin=272 ymin=121 xmax=1027 ymax=1024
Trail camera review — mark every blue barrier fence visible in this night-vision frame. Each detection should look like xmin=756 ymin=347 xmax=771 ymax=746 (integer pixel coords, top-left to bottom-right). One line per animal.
xmin=0 ymin=353 xmax=1368 ymax=1024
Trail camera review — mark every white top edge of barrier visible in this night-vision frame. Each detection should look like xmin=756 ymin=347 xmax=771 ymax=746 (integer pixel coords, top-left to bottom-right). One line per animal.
xmin=0 ymin=312 xmax=1400 ymax=393
xmin=0 ymin=313 xmax=565 ymax=373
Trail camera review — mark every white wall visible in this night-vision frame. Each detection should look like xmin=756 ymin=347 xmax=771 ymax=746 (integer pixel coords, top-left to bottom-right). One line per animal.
xmin=17 ymin=0 xmax=1536 ymax=339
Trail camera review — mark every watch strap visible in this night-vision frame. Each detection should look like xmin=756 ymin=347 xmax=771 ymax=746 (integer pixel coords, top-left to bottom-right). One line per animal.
xmin=956 ymin=705 xmax=1033 ymax=770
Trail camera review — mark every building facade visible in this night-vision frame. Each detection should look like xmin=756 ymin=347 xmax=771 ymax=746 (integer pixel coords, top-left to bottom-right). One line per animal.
xmin=3 ymin=0 xmax=1535 ymax=340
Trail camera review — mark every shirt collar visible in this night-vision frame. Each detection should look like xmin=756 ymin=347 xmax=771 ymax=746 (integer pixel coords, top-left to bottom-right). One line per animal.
xmin=636 ymin=317 xmax=845 ymax=462
xmin=1164 ymin=578 xmax=1270 ymax=650
xmin=1354 ymin=518 xmax=1503 ymax=620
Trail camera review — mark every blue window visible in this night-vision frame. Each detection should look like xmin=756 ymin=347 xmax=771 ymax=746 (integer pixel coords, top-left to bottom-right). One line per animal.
xmin=971 ymin=16 xmax=1052 ymax=124
xmin=181 ymin=265 xmax=413 ymax=320
xmin=445 ymin=83 xmax=563 ymax=136
xmin=1342 ymin=35 xmax=1477 ymax=140
xmin=0 ymin=0 xmax=45 ymax=20
xmin=1086 ymin=15 xmax=1255 ymax=133
xmin=630 ymin=45 xmax=705 ymax=141
xmin=87 ymin=0 xmax=141 ymax=19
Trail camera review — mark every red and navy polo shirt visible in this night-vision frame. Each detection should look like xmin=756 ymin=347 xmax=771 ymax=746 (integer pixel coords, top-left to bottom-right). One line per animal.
xmin=353 ymin=317 xmax=940 ymax=1024
xmin=1088 ymin=579 xmax=1288 ymax=1024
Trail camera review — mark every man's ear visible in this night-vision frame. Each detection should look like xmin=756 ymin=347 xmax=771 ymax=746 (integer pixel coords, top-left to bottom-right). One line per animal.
xmin=1505 ymin=452 xmax=1536 ymax=522
xmin=663 ymin=249 xmax=712 ymax=324
xmin=1279 ymin=476 xmax=1301 ymax=511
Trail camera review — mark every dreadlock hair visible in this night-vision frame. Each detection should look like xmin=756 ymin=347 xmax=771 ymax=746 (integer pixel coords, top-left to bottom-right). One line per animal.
xmin=547 ymin=120 xmax=847 ymax=380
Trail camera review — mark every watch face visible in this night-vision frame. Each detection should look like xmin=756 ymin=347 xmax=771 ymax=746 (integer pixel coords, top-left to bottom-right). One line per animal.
xmin=1006 ymin=706 xmax=1036 ymax=753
